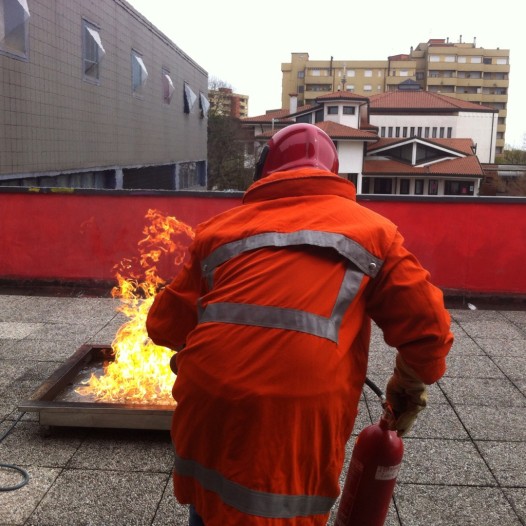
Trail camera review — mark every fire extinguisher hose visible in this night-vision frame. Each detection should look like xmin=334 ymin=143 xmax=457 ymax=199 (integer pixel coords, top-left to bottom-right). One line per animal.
xmin=364 ymin=377 xmax=385 ymax=401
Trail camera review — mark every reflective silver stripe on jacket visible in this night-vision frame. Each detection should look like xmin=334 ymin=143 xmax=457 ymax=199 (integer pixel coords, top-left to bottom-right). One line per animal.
xmin=201 ymin=230 xmax=383 ymax=283
xmin=198 ymin=231 xmax=383 ymax=343
xmin=199 ymin=266 xmax=364 ymax=342
xmin=174 ymin=449 xmax=336 ymax=518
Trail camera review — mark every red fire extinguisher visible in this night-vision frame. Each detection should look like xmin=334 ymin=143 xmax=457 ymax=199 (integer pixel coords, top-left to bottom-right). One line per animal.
xmin=335 ymin=378 xmax=404 ymax=526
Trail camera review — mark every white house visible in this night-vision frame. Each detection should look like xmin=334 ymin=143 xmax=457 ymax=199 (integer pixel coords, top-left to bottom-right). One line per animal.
xmin=241 ymin=91 xmax=485 ymax=196
xmin=368 ymin=90 xmax=498 ymax=163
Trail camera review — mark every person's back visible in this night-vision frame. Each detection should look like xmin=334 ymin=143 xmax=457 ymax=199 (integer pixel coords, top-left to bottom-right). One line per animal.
xmin=147 ymin=124 xmax=454 ymax=526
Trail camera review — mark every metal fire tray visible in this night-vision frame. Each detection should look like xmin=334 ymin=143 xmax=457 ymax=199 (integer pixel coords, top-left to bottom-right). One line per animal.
xmin=18 ymin=344 xmax=174 ymax=430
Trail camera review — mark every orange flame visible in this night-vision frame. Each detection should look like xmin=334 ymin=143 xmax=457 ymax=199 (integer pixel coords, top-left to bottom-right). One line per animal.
xmin=77 ymin=209 xmax=195 ymax=404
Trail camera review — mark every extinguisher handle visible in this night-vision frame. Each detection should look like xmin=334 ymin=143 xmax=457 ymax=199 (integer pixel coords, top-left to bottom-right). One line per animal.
xmin=380 ymin=401 xmax=398 ymax=429
xmin=365 ymin=377 xmax=398 ymax=429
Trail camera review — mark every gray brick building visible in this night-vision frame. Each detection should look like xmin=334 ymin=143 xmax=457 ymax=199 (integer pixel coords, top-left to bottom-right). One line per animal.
xmin=0 ymin=0 xmax=208 ymax=190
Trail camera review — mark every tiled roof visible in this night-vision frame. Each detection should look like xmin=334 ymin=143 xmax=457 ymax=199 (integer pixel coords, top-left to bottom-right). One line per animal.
xmin=363 ymin=155 xmax=483 ymax=177
xmin=255 ymin=122 xmax=378 ymax=141
xmin=388 ymin=54 xmax=412 ymax=61
xmin=369 ymin=137 xmax=476 ymax=156
xmin=368 ymin=91 xmax=495 ymax=112
xmin=241 ymin=92 xmax=369 ymax=122
xmin=240 ymin=109 xmax=295 ymax=124
xmin=315 ymin=121 xmax=378 ymax=140
xmin=315 ymin=91 xmax=369 ymax=102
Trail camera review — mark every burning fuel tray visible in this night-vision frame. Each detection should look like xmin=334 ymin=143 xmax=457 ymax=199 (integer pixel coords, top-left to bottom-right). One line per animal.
xmin=19 ymin=344 xmax=174 ymax=430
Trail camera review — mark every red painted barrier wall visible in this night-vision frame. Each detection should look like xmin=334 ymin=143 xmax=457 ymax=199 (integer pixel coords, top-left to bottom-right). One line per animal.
xmin=1 ymin=190 xmax=525 ymax=295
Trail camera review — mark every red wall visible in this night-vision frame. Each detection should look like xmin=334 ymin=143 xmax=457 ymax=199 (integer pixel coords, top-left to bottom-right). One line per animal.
xmin=1 ymin=190 xmax=525 ymax=295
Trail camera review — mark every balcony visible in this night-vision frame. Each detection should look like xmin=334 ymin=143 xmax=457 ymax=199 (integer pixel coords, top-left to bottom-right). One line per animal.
xmin=304 ymin=73 xmax=334 ymax=85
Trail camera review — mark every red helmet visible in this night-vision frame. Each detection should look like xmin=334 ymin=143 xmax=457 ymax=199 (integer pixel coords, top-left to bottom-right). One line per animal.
xmin=254 ymin=123 xmax=339 ymax=180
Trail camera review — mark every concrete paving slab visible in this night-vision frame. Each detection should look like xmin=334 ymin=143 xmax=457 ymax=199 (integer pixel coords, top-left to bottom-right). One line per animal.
xmin=0 ymin=321 xmax=44 ymax=339
xmin=326 ymin=499 xmax=401 ymax=526
xmin=477 ymin=441 xmax=526 ymax=486
xmin=0 ymin=337 xmax=14 ymax=352
xmin=492 ymin=354 xmax=526 ymax=380
xmin=5 ymin=296 xmax=112 ymax=319
xmin=0 ymin=361 xmax=61 ymax=405
xmin=395 ymin=485 xmax=522 ymax=526
xmin=23 ymin=322 xmax=100 ymax=344
xmin=0 ymin=466 xmax=61 ymax=526
xmin=460 ymin=320 xmax=525 ymax=340
xmin=449 ymin=308 xmax=509 ymax=322
xmin=0 ymin=360 xmax=21 ymax=390
xmin=26 ymin=469 xmax=169 ymax=526
xmin=0 ymin=403 xmax=13 ymax=421
xmin=501 ymin=310 xmax=526 ymax=325
xmin=365 ymin=348 xmax=396 ymax=375
xmin=0 ymin=421 xmax=86 ymax=467
xmin=0 ymin=296 xmax=32 ymax=323
xmin=151 ymin=479 xmax=191 ymax=526
xmin=443 ymin=352 xmax=506 ymax=378
xmin=397 ymin=439 xmax=496 ymax=485
xmin=504 ymin=488 xmax=526 ymax=524
xmin=474 ymin=337 xmax=526 ymax=356
xmin=69 ymin=428 xmax=174 ymax=473
xmin=0 ymin=338 xmax=86 ymax=361
xmin=438 ymin=377 xmax=526 ymax=407
xmin=454 ymin=405 xmax=526 ymax=441
xmin=88 ymin=319 xmax=127 ymax=344
xmin=445 ymin=333 xmax=487 ymax=355
xmin=397 ymin=404 xmax=469 ymax=440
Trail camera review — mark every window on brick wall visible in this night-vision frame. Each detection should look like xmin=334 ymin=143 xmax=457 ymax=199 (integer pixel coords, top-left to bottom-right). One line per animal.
xmin=199 ymin=92 xmax=210 ymax=118
xmin=162 ymin=68 xmax=175 ymax=103
xmin=183 ymin=82 xmax=197 ymax=113
xmin=83 ymin=20 xmax=105 ymax=82
xmin=0 ymin=0 xmax=29 ymax=59
xmin=132 ymin=50 xmax=148 ymax=95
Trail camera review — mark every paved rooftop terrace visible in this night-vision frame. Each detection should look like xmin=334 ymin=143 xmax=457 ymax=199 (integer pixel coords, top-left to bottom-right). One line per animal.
xmin=0 ymin=291 xmax=525 ymax=525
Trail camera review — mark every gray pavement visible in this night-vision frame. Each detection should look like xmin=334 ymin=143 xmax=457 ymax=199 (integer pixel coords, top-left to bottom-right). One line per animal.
xmin=0 ymin=292 xmax=525 ymax=525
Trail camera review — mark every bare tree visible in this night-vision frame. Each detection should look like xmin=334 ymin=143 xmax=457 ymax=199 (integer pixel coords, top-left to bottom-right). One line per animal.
xmin=496 ymin=147 xmax=526 ymax=165
xmin=206 ymin=77 xmax=252 ymax=191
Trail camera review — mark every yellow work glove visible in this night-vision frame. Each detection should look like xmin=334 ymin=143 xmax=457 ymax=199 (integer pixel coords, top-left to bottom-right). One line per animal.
xmin=385 ymin=354 xmax=428 ymax=437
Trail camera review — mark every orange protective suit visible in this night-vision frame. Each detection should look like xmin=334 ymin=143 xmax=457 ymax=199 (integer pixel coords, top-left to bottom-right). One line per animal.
xmin=146 ymin=168 xmax=453 ymax=526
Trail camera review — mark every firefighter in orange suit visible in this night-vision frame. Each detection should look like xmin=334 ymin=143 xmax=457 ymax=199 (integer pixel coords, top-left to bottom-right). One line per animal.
xmin=146 ymin=123 xmax=454 ymax=526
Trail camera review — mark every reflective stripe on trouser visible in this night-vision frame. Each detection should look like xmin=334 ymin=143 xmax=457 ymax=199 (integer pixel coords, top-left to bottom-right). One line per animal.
xmin=174 ymin=448 xmax=336 ymax=518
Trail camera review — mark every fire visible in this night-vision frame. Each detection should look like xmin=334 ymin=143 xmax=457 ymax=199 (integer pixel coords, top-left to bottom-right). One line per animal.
xmin=77 ymin=209 xmax=194 ymax=404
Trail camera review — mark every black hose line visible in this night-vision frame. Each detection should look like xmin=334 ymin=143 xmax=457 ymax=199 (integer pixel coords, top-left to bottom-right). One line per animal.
xmin=0 ymin=464 xmax=30 ymax=492
xmin=0 ymin=412 xmax=30 ymax=492
xmin=364 ymin=377 xmax=385 ymax=400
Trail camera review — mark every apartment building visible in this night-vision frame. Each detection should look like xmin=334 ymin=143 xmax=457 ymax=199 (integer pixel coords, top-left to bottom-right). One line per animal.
xmin=281 ymin=38 xmax=510 ymax=155
xmin=208 ymin=87 xmax=249 ymax=118
xmin=0 ymin=0 xmax=209 ymax=190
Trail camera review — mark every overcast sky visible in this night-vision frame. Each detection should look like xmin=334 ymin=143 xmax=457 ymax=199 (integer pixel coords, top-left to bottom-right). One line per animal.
xmin=127 ymin=0 xmax=525 ymax=149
